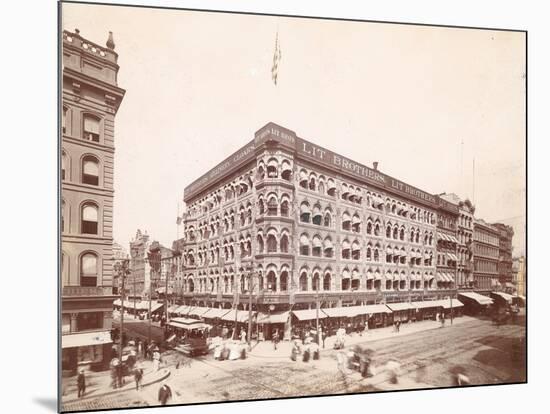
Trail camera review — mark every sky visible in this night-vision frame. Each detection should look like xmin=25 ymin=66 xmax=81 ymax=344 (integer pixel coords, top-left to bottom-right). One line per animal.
xmin=62 ymin=2 xmax=526 ymax=255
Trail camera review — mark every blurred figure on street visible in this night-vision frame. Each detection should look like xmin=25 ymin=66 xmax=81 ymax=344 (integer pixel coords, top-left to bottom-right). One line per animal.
xmin=77 ymin=369 xmax=86 ymax=398
xmin=134 ymin=365 xmax=144 ymax=391
xmin=272 ymin=329 xmax=280 ymax=350
xmin=394 ymin=320 xmax=401 ymax=333
xmin=158 ymin=382 xmax=172 ymax=405
xmin=152 ymin=348 xmax=161 ymax=371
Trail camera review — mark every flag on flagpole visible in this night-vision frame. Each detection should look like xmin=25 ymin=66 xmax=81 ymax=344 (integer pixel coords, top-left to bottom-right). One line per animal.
xmin=271 ymin=31 xmax=282 ymax=85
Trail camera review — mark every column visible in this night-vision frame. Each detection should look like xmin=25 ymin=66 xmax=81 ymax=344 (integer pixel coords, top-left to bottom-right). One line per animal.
xmin=70 ymin=313 xmax=78 ymax=333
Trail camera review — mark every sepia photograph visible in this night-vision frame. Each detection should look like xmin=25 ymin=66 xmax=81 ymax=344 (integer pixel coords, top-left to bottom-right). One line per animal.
xmin=59 ymin=1 xmax=526 ymax=412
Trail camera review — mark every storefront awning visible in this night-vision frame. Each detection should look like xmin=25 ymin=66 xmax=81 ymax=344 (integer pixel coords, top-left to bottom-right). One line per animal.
xmin=438 ymin=298 xmax=464 ymax=309
xmin=386 ymin=302 xmax=415 ymax=311
xmin=446 ymin=253 xmax=458 ymax=262
xmin=173 ymin=305 xmax=191 ymax=315
xmin=203 ymin=308 xmax=230 ymax=319
xmin=167 ymin=305 xmax=179 ymax=313
xmin=257 ymin=311 xmax=290 ymax=324
xmin=492 ymin=291 xmax=514 ymax=303
xmin=458 ymin=292 xmax=493 ymax=306
xmin=62 ymin=331 xmax=112 ymax=349
xmin=187 ymin=306 xmax=212 ymax=317
xmin=292 ymin=309 xmax=328 ymax=321
xmin=221 ymin=310 xmax=256 ymax=323
xmin=322 ymin=306 xmax=365 ymax=318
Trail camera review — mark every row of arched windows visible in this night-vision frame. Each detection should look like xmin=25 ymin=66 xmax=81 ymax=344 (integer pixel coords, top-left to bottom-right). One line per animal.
xmin=257 ymin=157 xmax=292 ymax=181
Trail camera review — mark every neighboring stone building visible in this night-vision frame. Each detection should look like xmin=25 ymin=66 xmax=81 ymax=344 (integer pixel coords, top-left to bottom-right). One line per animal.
xmin=128 ymin=229 xmax=152 ymax=299
xmin=439 ymin=194 xmax=475 ymax=288
xmin=513 ymin=256 xmax=526 ymax=297
xmin=435 ymin=196 xmax=459 ymax=291
xmin=61 ymin=29 xmax=125 ymax=372
xmin=178 ymin=122 xmax=451 ymax=319
xmin=111 ymin=241 xmax=128 ymax=295
xmin=492 ymin=223 xmax=515 ymax=289
xmin=473 ymin=219 xmax=500 ymax=292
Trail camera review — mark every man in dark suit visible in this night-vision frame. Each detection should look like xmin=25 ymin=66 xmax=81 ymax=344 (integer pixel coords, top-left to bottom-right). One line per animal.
xmin=158 ymin=383 xmax=172 ymax=405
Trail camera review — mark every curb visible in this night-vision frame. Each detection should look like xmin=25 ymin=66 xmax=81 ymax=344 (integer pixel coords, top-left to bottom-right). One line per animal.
xmin=62 ymin=368 xmax=171 ymax=405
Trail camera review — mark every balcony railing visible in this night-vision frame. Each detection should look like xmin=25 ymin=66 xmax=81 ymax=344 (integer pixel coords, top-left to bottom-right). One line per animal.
xmin=62 ymin=286 xmax=115 ymax=297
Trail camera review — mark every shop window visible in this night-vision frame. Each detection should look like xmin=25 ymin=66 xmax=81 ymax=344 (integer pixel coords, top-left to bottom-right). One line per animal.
xmin=77 ymin=312 xmax=103 ymax=331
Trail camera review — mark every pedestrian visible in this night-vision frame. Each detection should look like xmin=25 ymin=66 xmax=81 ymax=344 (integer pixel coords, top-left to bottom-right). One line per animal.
xmin=134 ymin=366 xmax=144 ymax=391
xmin=158 ymin=382 xmax=172 ymax=405
xmin=116 ymin=361 xmax=124 ymax=388
xmin=272 ymin=329 xmax=280 ymax=350
xmin=395 ymin=320 xmax=401 ymax=333
xmin=77 ymin=369 xmax=86 ymax=398
xmin=322 ymin=329 xmax=327 ymax=349
xmin=440 ymin=313 xmax=446 ymax=328
xmin=152 ymin=348 xmax=161 ymax=371
xmin=240 ymin=328 xmax=247 ymax=344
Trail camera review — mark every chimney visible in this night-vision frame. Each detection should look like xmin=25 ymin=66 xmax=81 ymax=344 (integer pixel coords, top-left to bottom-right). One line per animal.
xmin=373 ymin=162 xmax=379 ymax=171
xmin=106 ymin=31 xmax=115 ymax=50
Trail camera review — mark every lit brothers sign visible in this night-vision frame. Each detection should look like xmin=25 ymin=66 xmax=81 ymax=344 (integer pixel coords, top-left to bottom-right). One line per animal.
xmin=298 ymin=138 xmax=437 ymax=206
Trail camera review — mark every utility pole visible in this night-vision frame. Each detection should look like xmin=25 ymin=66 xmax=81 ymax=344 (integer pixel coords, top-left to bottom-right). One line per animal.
xmin=247 ymin=265 xmax=254 ymax=347
xmin=114 ymin=257 xmax=130 ymax=362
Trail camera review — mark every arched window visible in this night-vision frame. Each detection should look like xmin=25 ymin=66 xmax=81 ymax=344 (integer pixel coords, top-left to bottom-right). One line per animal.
xmin=366 ymin=221 xmax=373 ymax=235
xmin=323 ymin=211 xmax=332 ymax=227
xmin=323 ymin=237 xmax=334 ymax=258
xmin=267 ymin=234 xmax=277 ymax=253
xmin=80 ymin=252 xmax=98 ymax=287
xmin=280 ymin=234 xmax=289 ymax=253
xmin=62 ymin=106 xmax=68 ymax=134
xmin=81 ymin=203 xmax=98 ymax=234
xmin=309 ymin=176 xmax=316 ymax=191
xmin=366 ymin=246 xmax=372 ymax=261
xmin=267 ymin=197 xmax=278 ymax=216
xmin=300 ymin=203 xmax=311 ymax=223
xmin=256 ymin=235 xmax=264 ymax=253
xmin=399 ymin=227 xmax=405 ymax=241
xmin=61 ymin=200 xmax=66 ymax=233
xmin=312 ymin=235 xmax=322 ymax=257
xmin=341 ymin=240 xmax=351 ymax=259
xmin=352 ymin=214 xmax=361 ymax=233
xmin=351 ymin=240 xmax=361 ymax=260
xmin=312 ymin=272 xmax=320 ymax=291
xmin=312 ymin=205 xmax=322 ymax=225
xmin=393 ymin=227 xmax=398 ymax=239
xmin=266 ymin=271 xmax=276 ymax=291
xmin=374 ymin=223 xmax=380 ymax=236
xmin=267 ymin=158 xmax=278 ymax=178
xmin=299 ymin=272 xmax=308 ymax=291
xmin=327 ymin=179 xmax=336 ymax=197
xmin=83 ymin=115 xmax=100 ymax=142
xmin=281 ymin=160 xmax=292 ymax=181
xmin=62 ymin=151 xmax=68 ymax=180
xmin=280 ymin=200 xmax=289 ymax=217
xmin=300 ymin=234 xmax=310 ymax=256
xmin=280 ymin=271 xmax=288 ymax=291
xmin=342 ymin=212 xmax=351 ymax=231
xmin=386 ymin=225 xmax=392 ymax=238
xmin=374 ymin=247 xmax=380 ymax=262
xmin=341 ymin=269 xmax=351 ymax=290
xmin=82 ymin=156 xmax=99 ymax=186
xmin=323 ymin=272 xmax=331 ymax=291
xmin=318 ymin=181 xmax=325 ymax=194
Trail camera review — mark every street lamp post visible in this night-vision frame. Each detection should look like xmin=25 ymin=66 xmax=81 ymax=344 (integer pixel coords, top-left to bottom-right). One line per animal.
xmin=114 ymin=257 xmax=130 ymax=363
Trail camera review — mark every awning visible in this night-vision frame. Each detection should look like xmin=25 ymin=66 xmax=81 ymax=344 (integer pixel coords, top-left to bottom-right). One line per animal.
xmin=386 ymin=302 xmax=415 ymax=312
xmin=327 ymin=180 xmax=336 ymax=189
xmin=300 ymin=234 xmax=309 ymax=245
xmin=352 ymin=241 xmax=360 ymax=251
xmin=62 ymin=331 xmax=112 ymax=349
xmin=438 ymin=298 xmax=464 ymax=309
xmin=352 ymin=215 xmax=361 ymax=224
xmin=187 ymin=306 xmax=212 ymax=317
xmin=446 ymin=253 xmax=458 ymax=261
xmin=411 ymin=300 xmax=443 ymax=309
xmin=312 ymin=205 xmax=322 ymax=217
xmin=492 ymin=291 xmax=514 ymax=303
xmin=169 ymin=318 xmax=212 ymax=331
xmin=322 ymin=306 xmax=367 ymax=318
xmin=386 ymin=246 xmax=393 ymax=254
xmin=362 ymin=304 xmax=392 ymax=314
xmin=352 ymin=269 xmax=360 ymax=279
xmin=374 ymin=272 xmax=382 ymax=281
xmin=202 ymin=308 xmax=230 ymax=319
xmin=341 ymin=269 xmax=350 ymax=279
xmin=313 ymin=237 xmax=322 ymax=248
xmin=425 ymin=273 xmax=435 ymax=281
xmin=173 ymin=305 xmax=191 ymax=315
xmin=458 ymin=292 xmax=494 ymax=306
xmin=281 ymin=161 xmax=291 ymax=172
xmin=257 ymin=311 xmax=290 ymax=324
xmin=221 ymin=310 xmax=256 ymax=323
xmin=342 ymin=212 xmax=351 ymax=222
xmin=342 ymin=240 xmax=350 ymax=250
xmin=168 ymin=305 xmax=179 ymax=313
xmin=324 ymin=238 xmax=333 ymax=249
xmin=267 ymin=158 xmax=278 ymax=168
xmin=299 ymin=170 xmax=308 ymax=181
xmin=292 ymin=309 xmax=328 ymax=321
xmin=393 ymin=247 xmax=400 ymax=256
xmin=300 ymin=204 xmax=311 ymax=214
xmin=437 ymin=272 xmax=446 ymax=282
xmin=366 ymin=270 xmax=374 ymax=280
xmin=385 ymin=273 xmax=394 ymax=281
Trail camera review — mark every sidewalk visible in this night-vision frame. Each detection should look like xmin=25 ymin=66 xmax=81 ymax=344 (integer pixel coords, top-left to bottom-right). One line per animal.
xmin=61 ymin=359 xmax=170 ymax=404
xmin=247 ymin=316 xmax=475 ymax=359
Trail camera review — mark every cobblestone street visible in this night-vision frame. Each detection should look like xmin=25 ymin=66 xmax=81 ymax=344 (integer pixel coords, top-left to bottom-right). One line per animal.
xmin=63 ymin=316 xmax=525 ymax=411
